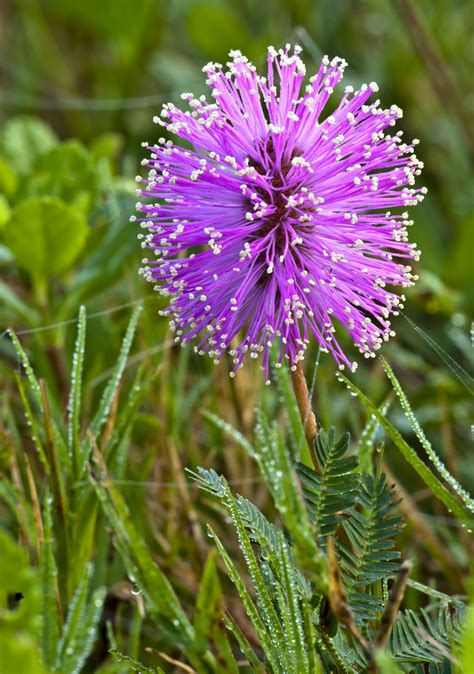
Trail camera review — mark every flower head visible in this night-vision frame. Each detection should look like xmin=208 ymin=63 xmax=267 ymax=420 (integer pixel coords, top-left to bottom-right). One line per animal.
xmin=135 ymin=45 xmax=424 ymax=380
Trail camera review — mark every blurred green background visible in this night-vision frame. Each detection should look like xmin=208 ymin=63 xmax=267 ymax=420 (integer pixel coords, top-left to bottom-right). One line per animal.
xmin=0 ymin=0 xmax=473 ymax=671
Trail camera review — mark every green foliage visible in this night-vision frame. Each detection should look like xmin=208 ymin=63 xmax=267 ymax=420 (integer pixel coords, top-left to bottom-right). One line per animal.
xmin=25 ymin=140 xmax=98 ymax=212
xmin=0 ymin=530 xmax=41 ymax=642
xmin=338 ymin=372 xmax=474 ymax=530
xmin=0 ymin=527 xmax=105 ymax=674
xmin=187 ymin=5 xmax=251 ymax=62
xmin=390 ymin=605 xmax=464 ymax=668
xmin=0 ymin=116 xmax=58 ymax=175
xmin=381 ymin=357 xmax=474 ymax=515
xmin=297 ymin=428 xmax=360 ymax=542
xmin=195 ymin=411 xmax=466 ymax=672
xmin=339 ymin=471 xmax=403 ymax=624
xmin=197 ymin=468 xmax=319 ymax=674
xmin=4 ymin=196 xmax=89 ymax=292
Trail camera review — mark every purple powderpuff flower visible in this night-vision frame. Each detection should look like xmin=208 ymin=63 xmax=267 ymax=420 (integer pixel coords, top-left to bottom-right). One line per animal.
xmin=134 ymin=45 xmax=424 ymax=381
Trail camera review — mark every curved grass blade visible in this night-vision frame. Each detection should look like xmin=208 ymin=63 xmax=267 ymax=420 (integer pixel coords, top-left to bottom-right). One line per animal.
xmin=381 ymin=357 xmax=474 ymax=515
xmin=67 ymin=305 xmax=86 ymax=473
xmin=79 ymin=304 xmax=142 ymax=473
xmin=338 ymin=374 xmax=474 ymax=529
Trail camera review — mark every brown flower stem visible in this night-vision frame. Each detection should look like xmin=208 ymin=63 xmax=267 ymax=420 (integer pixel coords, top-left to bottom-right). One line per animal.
xmin=290 ymin=361 xmax=318 ymax=460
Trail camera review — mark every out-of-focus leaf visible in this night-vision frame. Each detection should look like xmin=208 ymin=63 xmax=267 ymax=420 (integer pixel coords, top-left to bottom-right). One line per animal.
xmin=0 ymin=116 xmax=57 ymax=174
xmin=0 ymin=529 xmax=41 ymax=635
xmin=0 ymin=194 xmax=11 ymax=229
xmin=460 ymin=605 xmax=474 ymax=673
xmin=444 ymin=211 xmax=474 ymax=289
xmin=89 ymin=133 xmax=123 ymax=170
xmin=0 ymin=281 xmax=42 ymax=323
xmin=193 ymin=550 xmax=239 ymax=672
xmin=0 ymin=155 xmax=18 ymax=199
xmin=0 ymin=532 xmax=49 ymax=673
xmin=186 ymin=5 xmax=250 ymax=61
xmin=46 ymin=0 xmax=156 ymax=62
xmin=4 ymin=196 xmax=89 ymax=287
xmin=25 ymin=140 xmax=98 ymax=212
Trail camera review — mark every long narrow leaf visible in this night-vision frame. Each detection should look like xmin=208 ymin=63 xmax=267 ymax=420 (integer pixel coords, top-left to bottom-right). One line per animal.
xmin=208 ymin=525 xmax=284 ymax=674
xmin=40 ymin=493 xmax=60 ymax=668
xmin=381 ymin=357 xmax=474 ymax=514
xmin=67 ymin=305 xmax=86 ymax=473
xmin=338 ymin=374 xmax=474 ymax=529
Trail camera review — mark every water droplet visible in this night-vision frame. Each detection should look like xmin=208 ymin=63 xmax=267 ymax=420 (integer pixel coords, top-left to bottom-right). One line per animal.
xmin=131 ymin=583 xmax=141 ymax=596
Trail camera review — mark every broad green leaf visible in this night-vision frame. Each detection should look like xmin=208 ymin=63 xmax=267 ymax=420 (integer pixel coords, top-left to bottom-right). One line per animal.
xmin=375 ymin=651 xmax=403 ymax=674
xmin=0 ymin=533 xmax=48 ymax=673
xmin=0 ymin=530 xmax=41 ymax=635
xmin=89 ymin=133 xmax=123 ymax=168
xmin=1 ymin=116 xmax=57 ymax=174
xmin=26 ymin=140 xmax=98 ymax=211
xmin=0 ymin=641 xmax=51 ymax=674
xmin=4 ymin=196 xmax=88 ymax=287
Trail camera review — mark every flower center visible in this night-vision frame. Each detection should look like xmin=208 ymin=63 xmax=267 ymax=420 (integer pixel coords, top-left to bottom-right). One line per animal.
xmin=247 ymin=138 xmax=301 ymax=258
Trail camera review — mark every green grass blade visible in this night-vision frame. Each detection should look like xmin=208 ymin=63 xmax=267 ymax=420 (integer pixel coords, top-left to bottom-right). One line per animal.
xmin=88 ymin=303 xmax=142 ymax=437
xmin=358 ymin=397 xmax=391 ymax=475
xmin=62 ymin=586 xmax=106 ymax=674
xmin=338 ymin=373 xmax=474 ymax=529
xmin=80 ymin=304 xmax=142 ymax=473
xmin=0 ymin=280 xmax=41 ymax=323
xmin=208 ymin=524 xmax=284 ymax=674
xmin=219 ymin=480 xmax=290 ymax=671
xmin=109 ymin=650 xmax=156 ymax=673
xmin=193 ymin=550 xmax=239 ymax=673
xmin=55 ymin=562 xmax=93 ymax=668
xmin=381 ymin=357 xmax=474 ymax=514
xmin=14 ymin=372 xmax=49 ymax=471
xmin=202 ymin=409 xmax=255 ymax=456
xmin=89 ymin=461 xmax=195 ymax=645
xmin=39 ymin=493 xmax=60 ymax=668
xmin=67 ymin=305 xmax=86 ymax=473
xmin=9 ymin=330 xmax=43 ymax=408
xmin=223 ymin=612 xmax=263 ymax=671
xmin=254 ymin=407 xmax=328 ymax=591
xmin=275 ymin=529 xmax=309 ymax=672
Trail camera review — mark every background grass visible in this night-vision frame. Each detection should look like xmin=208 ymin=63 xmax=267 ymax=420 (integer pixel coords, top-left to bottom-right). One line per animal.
xmin=0 ymin=0 xmax=473 ymax=671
